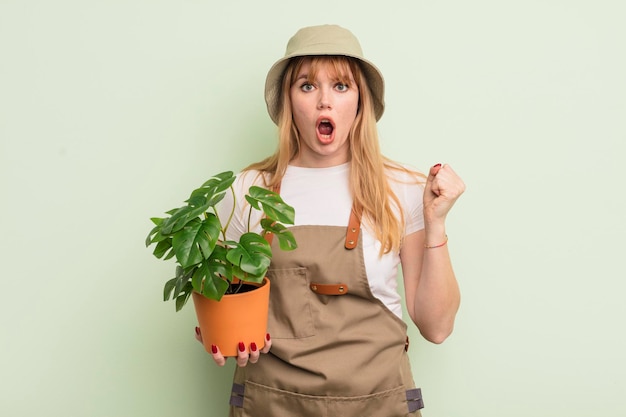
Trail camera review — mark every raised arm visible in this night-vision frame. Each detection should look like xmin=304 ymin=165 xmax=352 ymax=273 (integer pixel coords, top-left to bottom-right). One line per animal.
xmin=400 ymin=164 xmax=465 ymax=344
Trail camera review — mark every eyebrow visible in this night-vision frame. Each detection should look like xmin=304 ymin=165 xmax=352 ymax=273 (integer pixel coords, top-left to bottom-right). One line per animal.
xmin=294 ymin=74 xmax=351 ymax=82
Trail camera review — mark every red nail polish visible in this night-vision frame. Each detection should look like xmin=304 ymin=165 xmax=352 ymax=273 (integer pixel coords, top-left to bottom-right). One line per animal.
xmin=265 ymin=333 xmax=271 ymax=342
xmin=238 ymin=342 xmax=246 ymax=352
xmin=195 ymin=327 xmax=200 ymax=335
xmin=433 ymin=163 xmax=442 ymax=168
xmin=211 ymin=344 xmax=218 ymax=354
xmin=250 ymin=342 xmax=257 ymax=352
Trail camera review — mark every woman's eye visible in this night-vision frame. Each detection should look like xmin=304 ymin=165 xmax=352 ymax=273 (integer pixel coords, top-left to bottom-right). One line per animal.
xmin=300 ymin=83 xmax=315 ymax=92
xmin=335 ymin=83 xmax=349 ymax=91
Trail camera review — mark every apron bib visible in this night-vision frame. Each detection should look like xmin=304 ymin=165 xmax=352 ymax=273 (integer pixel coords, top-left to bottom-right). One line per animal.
xmin=228 ymin=218 xmax=424 ymax=416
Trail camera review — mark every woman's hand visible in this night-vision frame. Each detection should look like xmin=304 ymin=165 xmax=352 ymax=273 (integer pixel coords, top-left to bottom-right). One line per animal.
xmin=423 ymin=163 xmax=465 ymax=225
xmin=194 ymin=327 xmax=272 ymax=367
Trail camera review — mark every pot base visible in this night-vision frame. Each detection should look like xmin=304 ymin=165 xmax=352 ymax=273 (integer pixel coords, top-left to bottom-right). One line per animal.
xmin=192 ymin=277 xmax=270 ymax=357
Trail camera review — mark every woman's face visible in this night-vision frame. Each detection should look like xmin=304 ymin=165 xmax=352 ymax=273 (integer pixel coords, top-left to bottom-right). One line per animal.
xmin=289 ymin=59 xmax=359 ymax=168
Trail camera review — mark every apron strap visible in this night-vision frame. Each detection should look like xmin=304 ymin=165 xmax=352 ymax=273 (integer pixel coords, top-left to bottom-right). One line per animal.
xmin=344 ymin=205 xmax=361 ymax=250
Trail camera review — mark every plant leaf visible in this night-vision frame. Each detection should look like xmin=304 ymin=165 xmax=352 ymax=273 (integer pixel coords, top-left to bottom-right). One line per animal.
xmin=146 ymin=219 xmax=168 ymax=246
xmin=190 ymin=245 xmax=232 ymax=300
xmin=152 ymin=239 xmax=173 ymax=259
xmin=171 ymin=220 xmax=202 ymax=268
xmin=172 ymin=268 xmax=193 ymax=300
xmin=188 ymin=171 xmax=235 ymax=207
xmin=163 ymin=277 xmax=177 ymax=301
xmin=226 ymin=233 xmax=272 ymax=278
xmin=175 ymin=285 xmax=193 ymax=312
xmin=171 ymin=216 xmax=221 ymax=268
xmin=194 ymin=265 xmax=230 ymax=301
xmin=160 ymin=203 xmax=212 ymax=235
xmin=150 ymin=217 xmax=165 ymax=226
xmin=260 ymin=219 xmax=298 ymax=251
xmin=162 ymin=248 xmax=175 ymax=260
xmin=247 ymin=186 xmax=296 ymax=225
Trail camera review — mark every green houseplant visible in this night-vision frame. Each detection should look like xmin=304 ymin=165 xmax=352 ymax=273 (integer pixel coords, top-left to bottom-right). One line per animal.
xmin=146 ymin=171 xmax=297 ymax=355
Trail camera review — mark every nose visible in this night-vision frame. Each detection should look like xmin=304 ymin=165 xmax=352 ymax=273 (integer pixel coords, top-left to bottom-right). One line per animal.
xmin=317 ymin=88 xmax=332 ymax=110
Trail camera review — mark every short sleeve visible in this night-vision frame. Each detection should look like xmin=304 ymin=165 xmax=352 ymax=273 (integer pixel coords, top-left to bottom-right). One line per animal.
xmin=388 ymin=166 xmax=425 ymax=236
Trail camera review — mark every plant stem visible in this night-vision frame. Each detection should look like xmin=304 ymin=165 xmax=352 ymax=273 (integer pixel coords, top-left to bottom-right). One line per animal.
xmin=214 ymin=185 xmax=237 ymax=241
xmin=246 ymin=198 xmax=253 ymax=233
xmin=226 ymin=279 xmax=244 ymax=294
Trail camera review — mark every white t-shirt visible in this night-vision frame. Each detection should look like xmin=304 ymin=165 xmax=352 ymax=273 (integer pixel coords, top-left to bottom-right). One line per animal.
xmin=220 ymin=163 xmax=424 ymax=319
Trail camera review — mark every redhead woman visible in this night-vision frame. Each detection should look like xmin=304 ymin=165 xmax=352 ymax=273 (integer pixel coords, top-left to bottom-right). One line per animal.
xmin=195 ymin=24 xmax=465 ymax=416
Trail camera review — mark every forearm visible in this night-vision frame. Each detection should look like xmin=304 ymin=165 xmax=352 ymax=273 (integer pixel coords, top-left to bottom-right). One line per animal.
xmin=412 ymin=224 xmax=461 ymax=343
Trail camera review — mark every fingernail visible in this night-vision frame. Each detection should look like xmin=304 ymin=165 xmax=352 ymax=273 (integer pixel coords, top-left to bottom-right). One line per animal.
xmin=195 ymin=326 xmax=200 ymax=335
xmin=238 ymin=342 xmax=246 ymax=352
xmin=433 ymin=163 xmax=442 ymax=168
xmin=250 ymin=342 xmax=257 ymax=352
xmin=265 ymin=333 xmax=271 ymax=342
xmin=211 ymin=344 xmax=218 ymax=354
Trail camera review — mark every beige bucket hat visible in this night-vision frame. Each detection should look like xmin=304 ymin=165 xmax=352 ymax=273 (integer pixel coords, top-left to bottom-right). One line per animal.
xmin=264 ymin=24 xmax=385 ymax=125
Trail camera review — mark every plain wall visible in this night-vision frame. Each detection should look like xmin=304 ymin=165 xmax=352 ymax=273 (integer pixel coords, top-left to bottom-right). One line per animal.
xmin=1 ymin=1 xmax=624 ymax=416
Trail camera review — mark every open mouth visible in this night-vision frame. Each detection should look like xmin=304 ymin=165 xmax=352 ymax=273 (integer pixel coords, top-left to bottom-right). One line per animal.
xmin=317 ymin=118 xmax=335 ymax=138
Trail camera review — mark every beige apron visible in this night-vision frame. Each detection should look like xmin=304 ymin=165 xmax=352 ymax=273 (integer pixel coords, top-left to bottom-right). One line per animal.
xmin=229 ymin=209 xmax=424 ymax=416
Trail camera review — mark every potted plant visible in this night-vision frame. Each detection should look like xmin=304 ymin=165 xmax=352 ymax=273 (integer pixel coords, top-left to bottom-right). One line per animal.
xmin=146 ymin=170 xmax=297 ymax=356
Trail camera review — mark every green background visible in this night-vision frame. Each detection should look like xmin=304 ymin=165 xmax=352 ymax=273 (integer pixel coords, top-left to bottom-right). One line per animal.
xmin=1 ymin=1 xmax=624 ymax=416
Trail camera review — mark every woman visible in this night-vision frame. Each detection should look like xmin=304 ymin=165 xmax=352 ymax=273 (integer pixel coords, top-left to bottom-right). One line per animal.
xmin=196 ymin=24 xmax=465 ymax=416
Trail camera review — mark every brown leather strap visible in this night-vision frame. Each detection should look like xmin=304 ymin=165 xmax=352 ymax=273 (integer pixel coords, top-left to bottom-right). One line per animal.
xmin=310 ymin=283 xmax=349 ymax=295
xmin=344 ymin=206 xmax=361 ymax=250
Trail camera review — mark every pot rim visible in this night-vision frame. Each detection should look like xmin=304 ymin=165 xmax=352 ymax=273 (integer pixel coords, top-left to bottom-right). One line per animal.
xmin=193 ymin=276 xmax=270 ymax=300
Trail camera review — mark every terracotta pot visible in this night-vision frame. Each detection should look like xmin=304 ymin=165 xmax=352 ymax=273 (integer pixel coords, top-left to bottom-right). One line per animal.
xmin=192 ymin=277 xmax=270 ymax=357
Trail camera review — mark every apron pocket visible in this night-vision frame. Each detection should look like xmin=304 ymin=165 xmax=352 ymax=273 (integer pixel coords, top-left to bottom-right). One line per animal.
xmin=325 ymin=386 xmax=422 ymax=417
xmin=233 ymin=381 xmax=422 ymax=417
xmin=266 ymin=267 xmax=315 ymax=339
